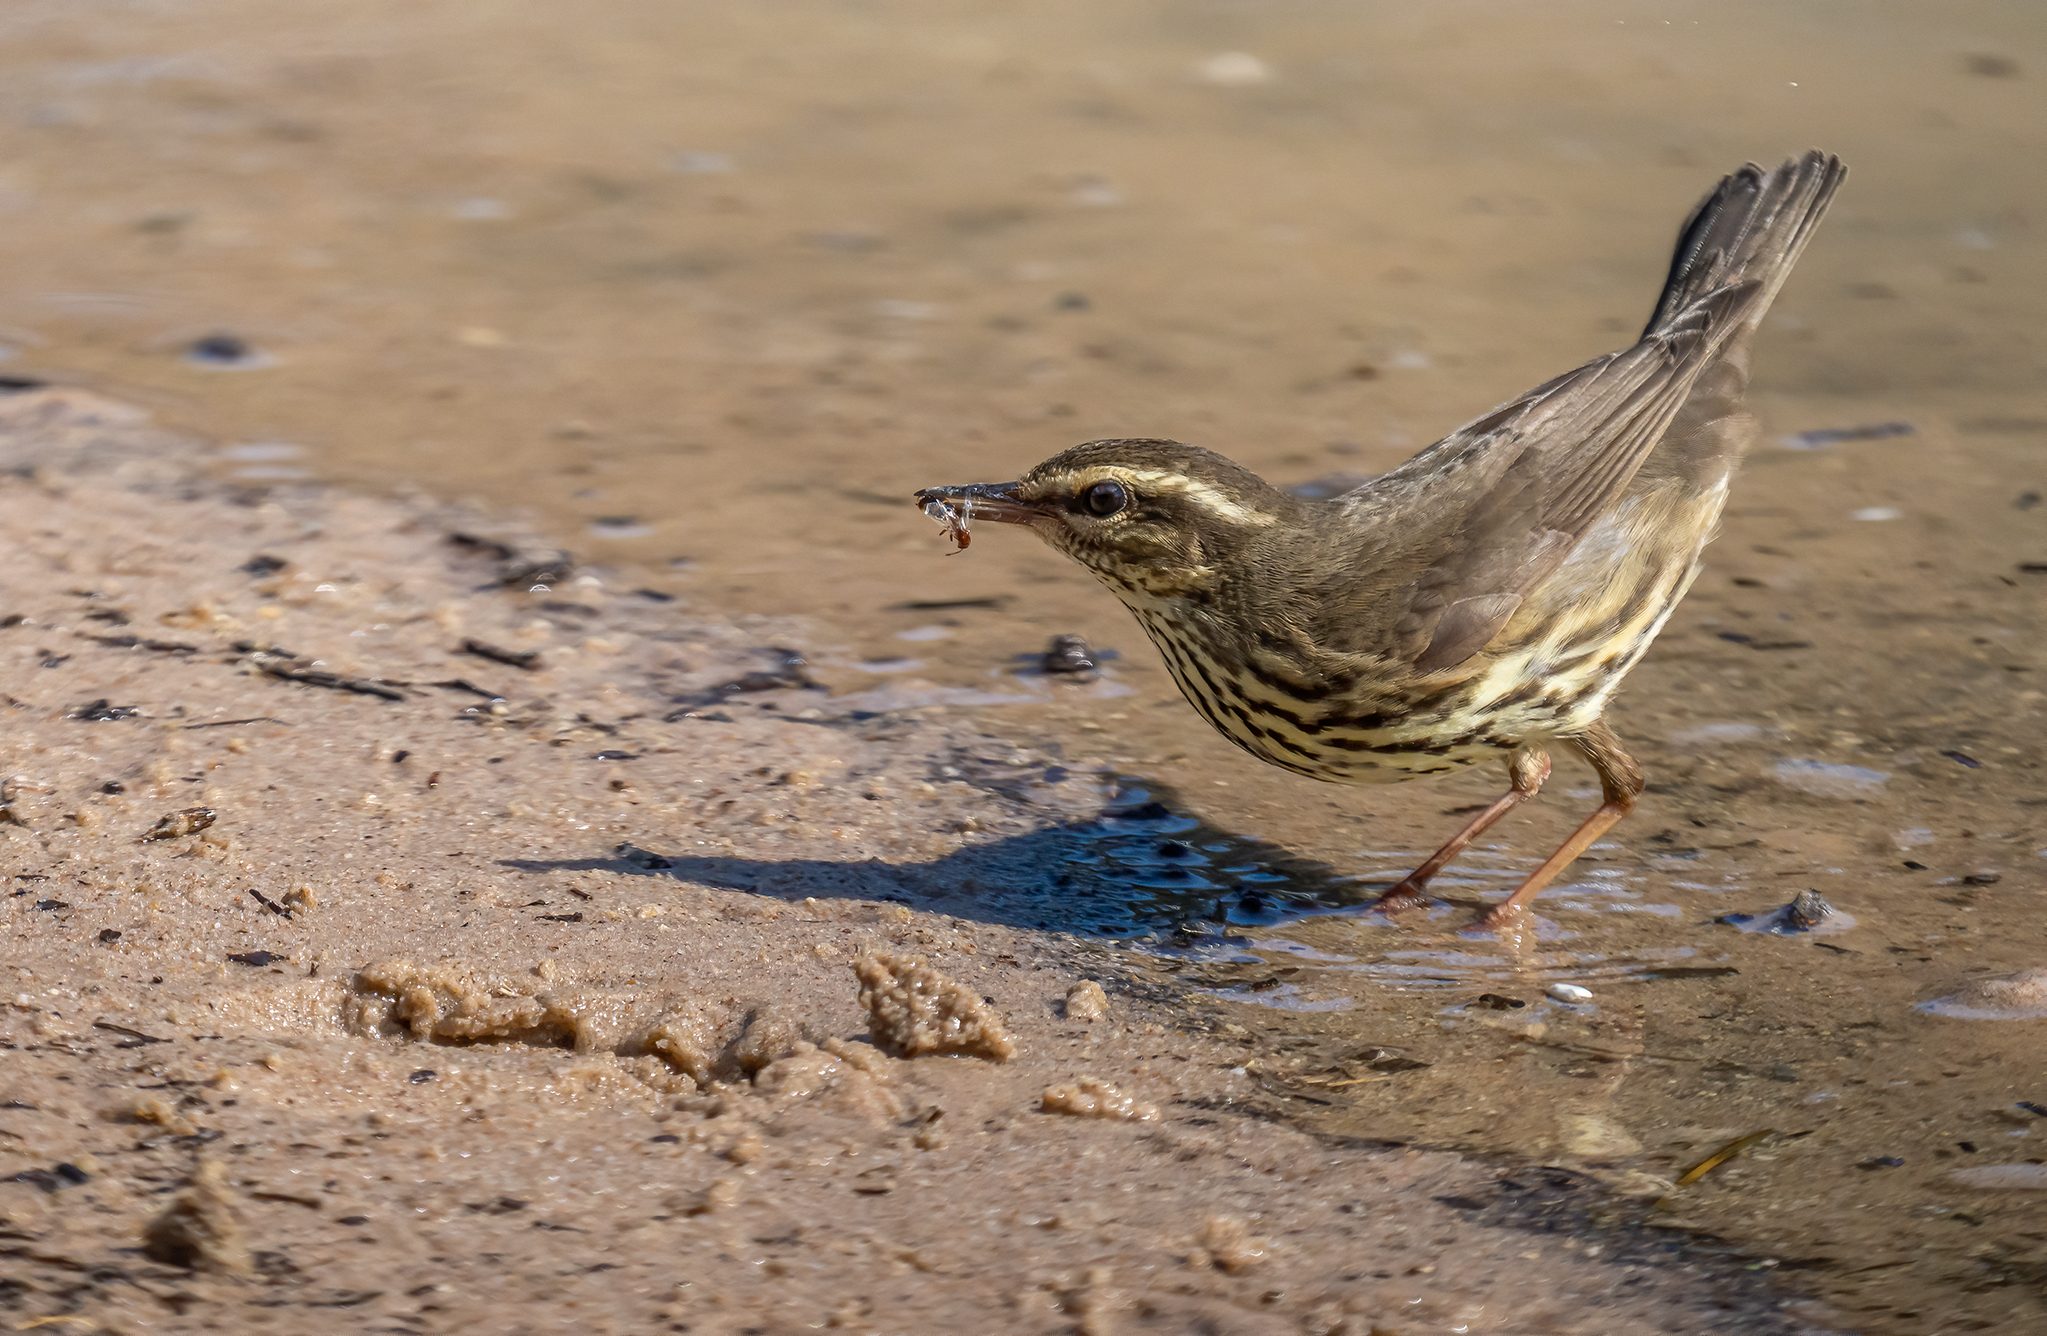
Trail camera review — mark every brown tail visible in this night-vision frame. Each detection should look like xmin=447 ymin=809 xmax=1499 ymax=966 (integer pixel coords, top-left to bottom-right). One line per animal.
xmin=1638 ymin=151 xmax=1846 ymax=489
xmin=1644 ymin=150 xmax=1847 ymax=338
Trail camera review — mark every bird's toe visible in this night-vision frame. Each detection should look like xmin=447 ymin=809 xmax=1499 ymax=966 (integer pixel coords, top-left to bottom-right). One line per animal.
xmin=1370 ymin=881 xmax=1432 ymax=914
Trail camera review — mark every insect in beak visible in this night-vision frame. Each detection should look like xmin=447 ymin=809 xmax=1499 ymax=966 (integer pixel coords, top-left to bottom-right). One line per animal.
xmin=912 ymin=482 xmax=1036 ymax=551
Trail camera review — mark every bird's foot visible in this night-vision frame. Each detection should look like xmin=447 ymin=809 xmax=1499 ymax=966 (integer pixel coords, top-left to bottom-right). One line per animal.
xmin=1468 ymin=903 xmax=1526 ymax=934
xmin=1370 ymin=880 xmax=1432 ymax=914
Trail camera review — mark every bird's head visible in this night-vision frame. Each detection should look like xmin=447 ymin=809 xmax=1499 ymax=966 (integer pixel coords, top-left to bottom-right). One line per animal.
xmin=915 ymin=439 xmax=1299 ymax=604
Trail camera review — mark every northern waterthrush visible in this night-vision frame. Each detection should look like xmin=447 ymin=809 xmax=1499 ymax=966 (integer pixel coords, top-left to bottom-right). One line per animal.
xmin=916 ymin=151 xmax=1845 ymax=929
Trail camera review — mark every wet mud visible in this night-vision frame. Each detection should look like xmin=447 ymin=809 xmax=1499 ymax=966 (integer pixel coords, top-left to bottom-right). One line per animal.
xmin=0 ymin=390 xmax=1824 ymax=1333
xmin=2 ymin=2 xmax=2045 ymax=1331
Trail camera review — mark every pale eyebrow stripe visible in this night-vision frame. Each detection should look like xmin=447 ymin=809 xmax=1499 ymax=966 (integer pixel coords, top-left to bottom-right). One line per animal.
xmin=1120 ymin=469 xmax=1280 ymax=526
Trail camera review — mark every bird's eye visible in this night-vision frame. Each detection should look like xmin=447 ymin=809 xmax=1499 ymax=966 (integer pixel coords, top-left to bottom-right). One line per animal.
xmin=1082 ymin=480 xmax=1129 ymax=517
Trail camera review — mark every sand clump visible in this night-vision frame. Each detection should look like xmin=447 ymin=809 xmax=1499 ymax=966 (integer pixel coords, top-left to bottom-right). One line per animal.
xmin=750 ymin=1038 xmax=906 ymax=1121
xmin=347 ymin=960 xmax=899 ymax=1116
xmin=141 ymin=1160 xmax=252 ymax=1275
xmin=1063 ymin=979 xmax=1111 ymax=1023
xmin=349 ymin=958 xmax=635 ymax=1052
xmin=1195 ymin=1215 xmax=1270 ymax=1274
xmin=119 ymin=1094 xmax=198 ymax=1138
xmin=683 ymin=1176 xmax=744 ymax=1216
xmin=1041 ymin=1077 xmax=1160 ymax=1122
xmin=853 ymin=952 xmax=1014 ymax=1061
xmin=637 ymin=1007 xmax=722 ymax=1085
xmin=351 ymin=960 xmax=769 ymax=1081
xmin=725 ymin=1004 xmax=808 ymax=1076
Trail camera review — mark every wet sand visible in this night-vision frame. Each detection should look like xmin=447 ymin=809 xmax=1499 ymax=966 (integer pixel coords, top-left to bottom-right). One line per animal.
xmin=2 ymin=2 xmax=2046 ymax=1331
xmin=0 ymin=388 xmax=1824 ymax=1332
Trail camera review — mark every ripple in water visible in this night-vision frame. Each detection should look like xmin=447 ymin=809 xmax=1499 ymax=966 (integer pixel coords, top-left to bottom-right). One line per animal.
xmin=1000 ymin=782 xmax=1711 ymax=1003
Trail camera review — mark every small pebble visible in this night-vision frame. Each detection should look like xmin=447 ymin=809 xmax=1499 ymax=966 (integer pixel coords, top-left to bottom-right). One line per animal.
xmin=186 ymin=333 xmax=253 ymax=366
xmin=72 ymin=699 xmax=141 ymax=722
xmin=1546 ymin=982 xmax=1593 ymax=1004
xmin=143 ymin=807 xmax=217 ymax=841
xmin=1783 ymin=889 xmax=1835 ymax=929
xmin=1719 ymin=889 xmax=1846 ymax=935
xmin=1041 ymin=634 xmax=1097 ymax=676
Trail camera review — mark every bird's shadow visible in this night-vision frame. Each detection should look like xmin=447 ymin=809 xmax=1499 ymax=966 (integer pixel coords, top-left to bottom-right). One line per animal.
xmin=501 ymin=773 xmax=1394 ymax=943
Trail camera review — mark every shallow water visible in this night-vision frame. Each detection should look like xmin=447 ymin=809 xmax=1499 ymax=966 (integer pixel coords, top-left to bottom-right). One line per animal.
xmin=2 ymin=1 xmax=2045 ymax=1329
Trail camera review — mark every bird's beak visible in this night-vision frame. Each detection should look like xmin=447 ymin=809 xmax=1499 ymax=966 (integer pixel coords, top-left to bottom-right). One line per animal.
xmin=912 ymin=481 xmax=1040 ymax=527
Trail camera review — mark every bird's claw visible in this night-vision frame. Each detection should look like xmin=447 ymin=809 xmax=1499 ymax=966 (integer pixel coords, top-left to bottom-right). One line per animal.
xmin=1370 ymin=881 xmax=1431 ymax=914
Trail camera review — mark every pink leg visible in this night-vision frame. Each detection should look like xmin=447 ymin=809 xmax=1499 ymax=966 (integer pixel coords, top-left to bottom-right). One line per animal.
xmin=1373 ymin=747 xmax=1551 ymax=912
xmin=1472 ymin=722 xmax=1645 ymax=931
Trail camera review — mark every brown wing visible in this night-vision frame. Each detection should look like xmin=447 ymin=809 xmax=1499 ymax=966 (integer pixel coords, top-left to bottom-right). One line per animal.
xmin=1330 ymin=281 xmax=1763 ymax=672
xmin=1295 ymin=153 xmax=1843 ymax=675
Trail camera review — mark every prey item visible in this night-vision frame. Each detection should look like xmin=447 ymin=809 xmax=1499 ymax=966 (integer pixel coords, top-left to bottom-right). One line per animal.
xmin=922 ymin=496 xmax=972 ymax=551
xmin=914 ymin=152 xmax=1847 ymax=929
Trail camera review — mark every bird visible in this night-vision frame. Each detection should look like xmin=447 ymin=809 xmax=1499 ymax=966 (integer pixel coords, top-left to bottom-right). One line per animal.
xmin=915 ymin=151 xmax=1846 ymax=929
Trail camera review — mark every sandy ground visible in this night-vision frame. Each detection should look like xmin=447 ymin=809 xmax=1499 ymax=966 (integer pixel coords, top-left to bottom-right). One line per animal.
xmin=2 ymin=3 xmax=2045 ymax=1332
xmin=0 ymin=389 xmax=1828 ymax=1332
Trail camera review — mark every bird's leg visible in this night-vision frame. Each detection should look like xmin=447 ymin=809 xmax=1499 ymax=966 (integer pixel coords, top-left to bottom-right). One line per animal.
xmin=1373 ymin=746 xmax=1552 ymax=911
xmin=1473 ymin=721 xmax=1645 ymax=930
